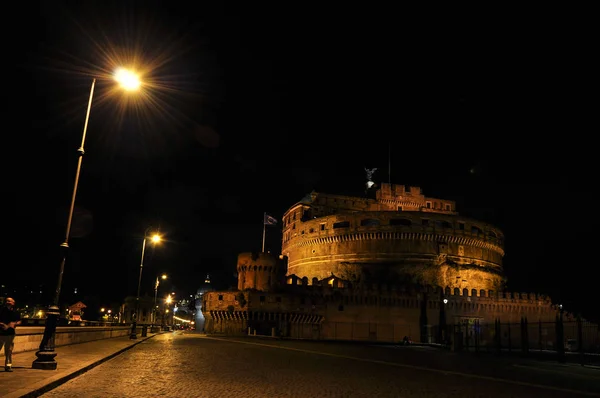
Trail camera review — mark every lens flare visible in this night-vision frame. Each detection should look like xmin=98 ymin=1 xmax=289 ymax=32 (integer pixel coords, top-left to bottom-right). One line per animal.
xmin=114 ymin=68 xmax=141 ymax=91
xmin=25 ymin=6 xmax=212 ymax=162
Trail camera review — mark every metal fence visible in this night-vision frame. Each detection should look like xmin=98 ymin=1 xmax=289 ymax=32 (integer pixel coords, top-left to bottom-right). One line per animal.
xmin=290 ymin=317 xmax=600 ymax=366
xmin=438 ymin=317 xmax=600 ymax=366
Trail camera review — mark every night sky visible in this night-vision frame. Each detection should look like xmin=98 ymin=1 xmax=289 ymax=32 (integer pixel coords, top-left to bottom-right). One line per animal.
xmin=2 ymin=3 xmax=595 ymax=320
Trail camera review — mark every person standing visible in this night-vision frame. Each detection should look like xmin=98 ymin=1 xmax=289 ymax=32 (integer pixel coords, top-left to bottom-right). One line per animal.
xmin=0 ymin=297 xmax=21 ymax=372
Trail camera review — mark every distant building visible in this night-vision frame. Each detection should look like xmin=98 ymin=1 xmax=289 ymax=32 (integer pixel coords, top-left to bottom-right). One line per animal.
xmin=194 ymin=274 xmax=212 ymax=331
xmin=121 ymin=295 xmax=154 ymax=324
xmin=67 ymin=301 xmax=86 ymax=321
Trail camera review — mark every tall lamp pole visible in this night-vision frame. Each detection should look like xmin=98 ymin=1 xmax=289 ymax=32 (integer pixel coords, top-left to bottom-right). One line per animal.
xmin=130 ymin=230 xmax=161 ymax=339
xmin=32 ymin=69 xmax=141 ymax=370
xmin=153 ymin=274 xmax=167 ymax=327
xmin=32 ymin=78 xmax=96 ymax=370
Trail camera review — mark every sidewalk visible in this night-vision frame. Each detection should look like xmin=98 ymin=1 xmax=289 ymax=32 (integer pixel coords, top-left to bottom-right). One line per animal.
xmin=0 ymin=333 xmax=159 ymax=398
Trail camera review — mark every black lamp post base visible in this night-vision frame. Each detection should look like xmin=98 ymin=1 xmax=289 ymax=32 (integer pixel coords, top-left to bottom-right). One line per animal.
xmin=32 ymin=306 xmax=61 ymax=370
xmin=32 ymin=351 xmax=58 ymax=370
xmin=130 ymin=321 xmax=138 ymax=339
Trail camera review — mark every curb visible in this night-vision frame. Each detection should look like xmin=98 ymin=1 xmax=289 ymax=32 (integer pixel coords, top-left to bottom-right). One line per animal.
xmin=7 ymin=335 xmax=157 ymax=398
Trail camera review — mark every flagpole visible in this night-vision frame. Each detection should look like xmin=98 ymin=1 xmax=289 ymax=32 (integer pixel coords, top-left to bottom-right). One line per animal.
xmin=262 ymin=212 xmax=266 ymax=252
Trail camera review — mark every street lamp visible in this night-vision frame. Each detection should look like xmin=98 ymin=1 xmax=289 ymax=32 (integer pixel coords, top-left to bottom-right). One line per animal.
xmin=153 ymin=274 xmax=167 ymax=327
xmin=32 ymin=69 xmax=141 ymax=370
xmin=130 ymin=229 xmax=161 ymax=339
xmin=164 ymin=295 xmax=173 ymax=328
xmin=439 ymin=293 xmax=448 ymax=345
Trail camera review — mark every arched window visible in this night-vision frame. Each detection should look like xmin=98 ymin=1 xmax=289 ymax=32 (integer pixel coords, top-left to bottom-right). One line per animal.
xmin=360 ymin=218 xmax=380 ymax=227
xmin=390 ymin=218 xmax=412 ymax=226
xmin=333 ymin=221 xmax=350 ymax=229
xmin=435 ymin=220 xmax=453 ymax=229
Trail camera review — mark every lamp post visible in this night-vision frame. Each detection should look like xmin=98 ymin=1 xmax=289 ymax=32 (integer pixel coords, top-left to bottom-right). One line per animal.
xmin=130 ymin=230 xmax=161 ymax=339
xmin=163 ymin=295 xmax=173 ymax=329
xmin=439 ymin=294 xmax=448 ymax=345
xmin=32 ymin=70 xmax=141 ymax=370
xmin=153 ymin=274 xmax=167 ymax=327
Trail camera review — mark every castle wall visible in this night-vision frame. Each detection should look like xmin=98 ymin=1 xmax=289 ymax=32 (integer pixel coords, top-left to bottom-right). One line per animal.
xmin=283 ymin=213 xmax=504 ymax=292
xmin=201 ymin=284 xmax=559 ymax=344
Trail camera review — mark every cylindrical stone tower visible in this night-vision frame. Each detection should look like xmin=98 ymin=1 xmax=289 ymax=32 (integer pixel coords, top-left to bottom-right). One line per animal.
xmin=281 ymin=183 xmax=505 ymax=292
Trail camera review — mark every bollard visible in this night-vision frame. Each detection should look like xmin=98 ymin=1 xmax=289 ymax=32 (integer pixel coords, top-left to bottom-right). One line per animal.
xmin=142 ymin=325 xmax=148 ymax=337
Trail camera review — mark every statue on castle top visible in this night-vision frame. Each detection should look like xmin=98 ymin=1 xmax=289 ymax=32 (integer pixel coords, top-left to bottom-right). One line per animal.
xmin=365 ymin=167 xmax=377 ymax=189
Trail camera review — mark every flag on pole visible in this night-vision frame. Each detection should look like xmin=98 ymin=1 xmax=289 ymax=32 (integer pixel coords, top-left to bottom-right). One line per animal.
xmin=264 ymin=213 xmax=277 ymax=225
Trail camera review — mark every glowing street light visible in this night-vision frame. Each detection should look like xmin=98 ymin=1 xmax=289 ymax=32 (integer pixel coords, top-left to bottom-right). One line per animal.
xmin=163 ymin=295 xmax=173 ymax=327
xmin=33 ymin=70 xmax=142 ymax=371
xmin=130 ymin=229 xmax=162 ymax=339
xmin=114 ymin=68 xmax=141 ymax=91
xmin=153 ymin=273 xmax=168 ymax=326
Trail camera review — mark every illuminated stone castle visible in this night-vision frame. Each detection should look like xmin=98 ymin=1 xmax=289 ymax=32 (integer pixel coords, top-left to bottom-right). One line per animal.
xmin=201 ymin=183 xmax=566 ymax=344
xmin=281 ymin=183 xmax=505 ymax=292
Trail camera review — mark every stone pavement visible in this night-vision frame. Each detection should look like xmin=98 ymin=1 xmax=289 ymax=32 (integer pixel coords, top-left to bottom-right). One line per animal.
xmin=0 ymin=333 xmax=159 ymax=398
xmin=1 ymin=333 xmax=598 ymax=398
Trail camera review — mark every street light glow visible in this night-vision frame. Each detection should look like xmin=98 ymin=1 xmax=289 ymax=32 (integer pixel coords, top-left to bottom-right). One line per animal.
xmin=114 ymin=68 xmax=141 ymax=91
xmin=132 ymin=227 xmax=163 ymax=339
xmin=153 ymin=273 xmax=168 ymax=325
xmin=151 ymin=234 xmax=161 ymax=243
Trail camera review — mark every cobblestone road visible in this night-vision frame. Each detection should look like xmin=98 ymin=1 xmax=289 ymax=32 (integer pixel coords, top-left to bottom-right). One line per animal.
xmin=40 ymin=332 xmax=600 ymax=398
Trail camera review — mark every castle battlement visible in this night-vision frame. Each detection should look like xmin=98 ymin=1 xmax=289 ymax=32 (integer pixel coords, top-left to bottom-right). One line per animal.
xmin=282 ymin=276 xmax=553 ymax=305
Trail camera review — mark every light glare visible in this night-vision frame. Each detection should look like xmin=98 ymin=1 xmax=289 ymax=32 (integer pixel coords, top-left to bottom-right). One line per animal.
xmin=114 ymin=68 xmax=141 ymax=91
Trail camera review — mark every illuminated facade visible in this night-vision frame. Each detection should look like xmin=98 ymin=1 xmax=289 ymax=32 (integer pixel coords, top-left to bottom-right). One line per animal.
xmin=202 ymin=252 xmax=559 ymax=343
xmin=201 ymin=183 xmax=568 ymax=345
xmin=281 ymin=183 xmax=505 ymax=292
